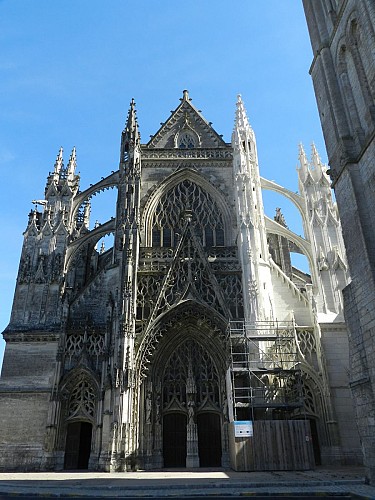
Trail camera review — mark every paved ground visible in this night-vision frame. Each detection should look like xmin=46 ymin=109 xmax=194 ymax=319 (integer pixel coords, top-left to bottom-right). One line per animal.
xmin=0 ymin=467 xmax=374 ymax=498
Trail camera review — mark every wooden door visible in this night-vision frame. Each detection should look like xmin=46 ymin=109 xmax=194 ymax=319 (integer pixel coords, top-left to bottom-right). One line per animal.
xmin=64 ymin=421 xmax=92 ymax=470
xmin=163 ymin=413 xmax=187 ymax=467
xmin=197 ymin=412 xmax=222 ymax=467
xmin=309 ymin=419 xmax=321 ymax=465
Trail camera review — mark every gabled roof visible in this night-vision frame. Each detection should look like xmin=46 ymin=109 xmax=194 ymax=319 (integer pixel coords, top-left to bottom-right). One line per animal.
xmin=146 ymin=90 xmax=228 ymax=149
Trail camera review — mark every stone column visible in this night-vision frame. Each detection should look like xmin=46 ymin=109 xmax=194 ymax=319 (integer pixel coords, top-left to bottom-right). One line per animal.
xmin=186 ymin=360 xmax=199 ymax=467
xmin=144 ymin=387 xmax=153 ymax=469
xmin=186 ymin=399 xmax=199 ymax=468
xmin=154 ymin=393 xmax=163 ymax=468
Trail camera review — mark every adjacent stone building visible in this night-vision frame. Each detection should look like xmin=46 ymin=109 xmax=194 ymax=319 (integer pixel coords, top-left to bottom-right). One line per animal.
xmin=0 ymin=92 xmax=361 ymax=470
xmin=303 ymin=0 xmax=375 ymax=482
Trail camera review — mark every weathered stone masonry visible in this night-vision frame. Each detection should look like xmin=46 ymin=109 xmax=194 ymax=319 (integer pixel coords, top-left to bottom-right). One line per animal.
xmin=303 ymin=0 xmax=375 ymax=483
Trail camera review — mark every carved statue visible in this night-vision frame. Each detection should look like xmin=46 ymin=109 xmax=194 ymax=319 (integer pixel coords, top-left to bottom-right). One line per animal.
xmin=145 ymin=390 xmax=152 ymax=424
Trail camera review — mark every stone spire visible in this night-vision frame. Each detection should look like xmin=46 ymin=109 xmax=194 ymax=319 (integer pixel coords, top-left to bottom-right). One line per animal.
xmin=232 ymin=94 xmax=255 ymax=147
xmin=120 ymin=98 xmax=140 ymax=165
xmin=232 ymin=94 xmax=273 ymax=322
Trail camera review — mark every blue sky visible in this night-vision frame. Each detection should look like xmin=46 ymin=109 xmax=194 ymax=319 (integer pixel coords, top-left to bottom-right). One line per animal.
xmin=0 ymin=1 xmax=326 ymax=369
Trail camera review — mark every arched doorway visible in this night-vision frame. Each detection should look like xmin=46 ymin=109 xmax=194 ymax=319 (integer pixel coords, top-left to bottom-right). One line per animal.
xmin=137 ymin=303 xmax=229 ymax=470
xmin=60 ymin=375 xmax=97 ymax=470
xmin=64 ymin=421 xmax=92 ymax=470
xmin=163 ymin=413 xmax=187 ymax=467
xmin=160 ymin=338 xmax=223 ymax=468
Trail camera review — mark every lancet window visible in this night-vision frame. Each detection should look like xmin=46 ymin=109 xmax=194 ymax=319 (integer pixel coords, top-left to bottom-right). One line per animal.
xmin=151 ymin=180 xmax=225 ymax=248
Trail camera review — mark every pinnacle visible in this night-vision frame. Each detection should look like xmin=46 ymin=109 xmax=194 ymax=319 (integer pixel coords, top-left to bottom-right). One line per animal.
xmin=297 ymin=143 xmax=309 ymax=181
xmin=234 ymin=94 xmax=252 ymax=133
xmin=310 ymin=142 xmax=321 ymax=170
xmin=127 ymin=99 xmax=138 ymax=124
xmin=53 ymin=147 xmax=64 ymax=178
xmin=67 ymin=147 xmax=77 ymax=179
xmin=55 ymin=147 xmax=63 ymax=166
xmin=123 ymin=99 xmax=140 ymax=138
xmin=298 ymin=143 xmax=308 ymax=167
xmin=68 ymin=146 xmax=76 ymax=162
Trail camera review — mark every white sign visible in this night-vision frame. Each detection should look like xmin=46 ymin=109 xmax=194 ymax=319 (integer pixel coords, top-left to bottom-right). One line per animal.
xmin=234 ymin=420 xmax=253 ymax=437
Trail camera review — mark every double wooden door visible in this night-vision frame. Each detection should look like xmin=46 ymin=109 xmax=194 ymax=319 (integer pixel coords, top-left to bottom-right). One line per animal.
xmin=163 ymin=412 xmax=221 ymax=467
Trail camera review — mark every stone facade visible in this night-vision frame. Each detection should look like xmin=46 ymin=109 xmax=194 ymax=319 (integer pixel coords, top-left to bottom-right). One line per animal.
xmin=0 ymin=91 xmax=361 ymax=470
xmin=302 ymin=0 xmax=375 ymax=482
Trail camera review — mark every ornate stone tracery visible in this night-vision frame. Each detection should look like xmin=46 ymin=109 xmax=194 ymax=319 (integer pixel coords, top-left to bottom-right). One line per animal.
xmin=68 ymin=379 xmax=96 ymax=420
xmin=162 ymin=338 xmax=221 ymax=414
xmin=150 ymin=179 xmax=225 ymax=248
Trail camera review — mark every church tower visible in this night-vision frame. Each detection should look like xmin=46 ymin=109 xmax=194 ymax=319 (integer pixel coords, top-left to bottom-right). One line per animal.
xmin=0 ymin=91 xmax=361 ymax=471
xmin=303 ymin=0 xmax=375 ymax=482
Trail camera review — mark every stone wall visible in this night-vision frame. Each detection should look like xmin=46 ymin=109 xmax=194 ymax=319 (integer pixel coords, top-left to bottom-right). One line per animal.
xmin=320 ymin=323 xmax=362 ymax=464
xmin=0 ymin=341 xmax=58 ymax=470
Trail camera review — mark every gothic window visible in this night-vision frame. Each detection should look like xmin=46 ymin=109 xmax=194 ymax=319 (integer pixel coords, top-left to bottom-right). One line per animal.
xmin=152 ymin=227 xmax=161 ymax=247
xmin=68 ymin=378 xmax=96 ymax=420
xmin=178 ymin=131 xmax=196 ymax=149
xmin=163 ymin=227 xmax=172 ymax=247
xmin=216 ymin=228 xmax=224 ymax=246
xmin=151 ymin=180 xmax=225 ymax=248
xmin=205 ymin=227 xmax=214 ymax=247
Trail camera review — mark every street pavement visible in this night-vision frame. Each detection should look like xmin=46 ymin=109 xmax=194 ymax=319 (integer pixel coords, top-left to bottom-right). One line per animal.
xmin=0 ymin=466 xmax=374 ymax=499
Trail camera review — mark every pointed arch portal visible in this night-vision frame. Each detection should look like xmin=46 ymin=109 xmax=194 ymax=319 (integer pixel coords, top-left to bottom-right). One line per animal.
xmin=160 ymin=337 xmax=223 ymax=468
xmin=59 ymin=370 xmax=98 ymax=471
xmin=138 ymin=305 xmax=227 ymax=469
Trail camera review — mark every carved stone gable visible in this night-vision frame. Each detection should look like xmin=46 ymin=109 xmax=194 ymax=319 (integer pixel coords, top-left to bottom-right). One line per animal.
xmin=147 ymin=90 xmax=227 ymax=149
xmin=148 ymin=218 xmax=230 ymax=323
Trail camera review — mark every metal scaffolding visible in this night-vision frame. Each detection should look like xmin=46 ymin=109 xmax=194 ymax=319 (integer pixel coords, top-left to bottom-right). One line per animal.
xmin=228 ymin=320 xmax=304 ymax=421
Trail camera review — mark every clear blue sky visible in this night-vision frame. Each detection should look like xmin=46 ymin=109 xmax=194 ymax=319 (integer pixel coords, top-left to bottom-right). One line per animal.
xmin=0 ymin=1 xmax=326 ymax=369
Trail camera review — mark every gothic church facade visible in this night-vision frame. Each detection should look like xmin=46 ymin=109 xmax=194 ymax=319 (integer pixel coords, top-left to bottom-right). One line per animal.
xmin=0 ymin=92 xmax=361 ymax=470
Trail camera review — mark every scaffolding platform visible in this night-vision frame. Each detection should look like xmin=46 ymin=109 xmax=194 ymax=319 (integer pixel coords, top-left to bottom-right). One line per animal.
xmin=228 ymin=320 xmax=303 ymax=421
